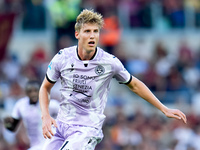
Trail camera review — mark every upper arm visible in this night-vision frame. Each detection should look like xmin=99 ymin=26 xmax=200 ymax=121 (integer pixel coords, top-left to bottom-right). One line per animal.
xmin=126 ymin=76 xmax=140 ymax=91
xmin=112 ymin=56 xmax=131 ymax=84
xmin=126 ymin=75 xmax=134 ymax=89
xmin=39 ymin=77 xmax=55 ymax=111
xmin=126 ymin=76 xmax=150 ymax=95
xmin=40 ymin=76 xmax=55 ymax=93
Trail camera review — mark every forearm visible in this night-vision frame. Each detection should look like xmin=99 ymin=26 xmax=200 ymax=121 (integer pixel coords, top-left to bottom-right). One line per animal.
xmin=127 ymin=76 xmax=168 ymax=113
xmin=39 ymin=88 xmax=50 ymax=116
xmin=127 ymin=76 xmax=187 ymax=124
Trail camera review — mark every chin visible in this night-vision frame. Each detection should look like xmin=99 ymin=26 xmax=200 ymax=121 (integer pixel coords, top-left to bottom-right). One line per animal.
xmin=30 ymin=98 xmax=38 ymax=103
xmin=89 ymin=46 xmax=96 ymax=50
xmin=91 ymin=48 xmax=96 ymax=51
xmin=86 ymin=48 xmax=95 ymax=52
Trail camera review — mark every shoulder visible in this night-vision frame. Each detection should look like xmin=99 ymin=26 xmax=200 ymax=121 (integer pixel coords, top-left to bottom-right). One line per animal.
xmin=51 ymin=46 xmax=76 ymax=63
xmin=14 ymin=97 xmax=29 ymax=109
xmin=16 ymin=97 xmax=29 ymax=104
xmin=98 ymin=48 xmax=125 ymax=71
xmin=97 ymin=47 xmax=117 ymax=61
xmin=57 ymin=46 xmax=76 ymax=57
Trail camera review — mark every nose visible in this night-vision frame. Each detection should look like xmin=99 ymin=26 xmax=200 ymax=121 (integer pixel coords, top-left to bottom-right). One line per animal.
xmin=90 ymin=32 xmax=95 ymax=38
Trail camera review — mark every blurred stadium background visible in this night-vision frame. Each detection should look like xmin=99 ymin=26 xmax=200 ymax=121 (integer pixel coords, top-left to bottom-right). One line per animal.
xmin=1 ymin=0 xmax=200 ymax=150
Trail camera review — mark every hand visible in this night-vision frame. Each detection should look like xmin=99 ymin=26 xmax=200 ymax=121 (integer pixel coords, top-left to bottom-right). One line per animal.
xmin=41 ymin=114 xmax=58 ymax=139
xmin=163 ymin=108 xmax=187 ymax=124
xmin=4 ymin=117 xmax=14 ymax=128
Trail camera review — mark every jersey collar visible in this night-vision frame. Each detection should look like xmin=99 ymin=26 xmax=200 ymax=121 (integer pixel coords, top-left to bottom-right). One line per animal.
xmin=76 ymin=46 xmax=97 ymax=60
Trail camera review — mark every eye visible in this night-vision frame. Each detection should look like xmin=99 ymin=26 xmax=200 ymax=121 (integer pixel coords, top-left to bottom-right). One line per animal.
xmin=85 ymin=30 xmax=90 ymax=33
xmin=94 ymin=30 xmax=99 ymax=33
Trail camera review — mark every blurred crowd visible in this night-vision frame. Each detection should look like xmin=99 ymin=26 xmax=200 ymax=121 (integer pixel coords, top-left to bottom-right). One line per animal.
xmin=1 ymin=0 xmax=200 ymax=150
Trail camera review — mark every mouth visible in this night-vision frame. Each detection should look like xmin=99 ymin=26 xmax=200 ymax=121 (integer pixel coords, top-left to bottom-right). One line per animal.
xmin=88 ymin=41 xmax=95 ymax=46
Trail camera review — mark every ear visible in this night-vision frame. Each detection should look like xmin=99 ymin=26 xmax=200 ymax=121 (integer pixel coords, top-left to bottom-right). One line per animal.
xmin=75 ymin=31 xmax=79 ymax=39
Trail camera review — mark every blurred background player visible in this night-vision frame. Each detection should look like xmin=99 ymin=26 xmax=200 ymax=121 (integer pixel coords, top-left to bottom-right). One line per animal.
xmin=3 ymin=80 xmax=59 ymax=150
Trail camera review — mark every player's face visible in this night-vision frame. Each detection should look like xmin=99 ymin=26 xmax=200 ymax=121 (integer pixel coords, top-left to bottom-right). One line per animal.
xmin=75 ymin=23 xmax=99 ymax=53
xmin=26 ymin=85 xmax=39 ymax=104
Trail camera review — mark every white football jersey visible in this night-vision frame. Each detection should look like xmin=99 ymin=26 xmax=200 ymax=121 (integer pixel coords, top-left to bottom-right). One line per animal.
xmin=46 ymin=46 xmax=131 ymax=129
xmin=12 ymin=97 xmax=59 ymax=148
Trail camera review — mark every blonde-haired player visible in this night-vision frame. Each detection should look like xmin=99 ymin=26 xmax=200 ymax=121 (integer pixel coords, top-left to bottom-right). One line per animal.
xmin=39 ymin=9 xmax=187 ymax=150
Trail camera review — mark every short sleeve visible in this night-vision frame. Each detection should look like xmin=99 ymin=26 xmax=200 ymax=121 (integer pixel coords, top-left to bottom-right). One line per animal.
xmin=11 ymin=101 xmax=21 ymax=120
xmin=112 ymin=56 xmax=132 ymax=84
xmin=46 ymin=50 xmax=63 ymax=83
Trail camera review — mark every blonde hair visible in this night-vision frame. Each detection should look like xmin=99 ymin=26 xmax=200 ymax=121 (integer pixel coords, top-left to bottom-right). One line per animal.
xmin=75 ymin=9 xmax=104 ymax=32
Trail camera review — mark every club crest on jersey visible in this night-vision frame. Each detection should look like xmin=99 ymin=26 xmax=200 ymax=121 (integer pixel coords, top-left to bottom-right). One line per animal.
xmin=95 ymin=65 xmax=105 ymax=76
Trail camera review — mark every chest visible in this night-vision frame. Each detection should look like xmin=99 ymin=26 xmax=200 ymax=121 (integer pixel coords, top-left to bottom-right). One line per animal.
xmin=60 ymin=61 xmax=113 ymax=83
xmin=20 ymin=105 xmax=41 ymax=125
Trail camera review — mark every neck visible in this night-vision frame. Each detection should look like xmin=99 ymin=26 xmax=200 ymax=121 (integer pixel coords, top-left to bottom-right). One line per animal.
xmin=77 ymin=47 xmax=96 ymax=60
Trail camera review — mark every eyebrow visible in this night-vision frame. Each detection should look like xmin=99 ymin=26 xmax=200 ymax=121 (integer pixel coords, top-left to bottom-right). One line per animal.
xmin=83 ymin=28 xmax=99 ymax=32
